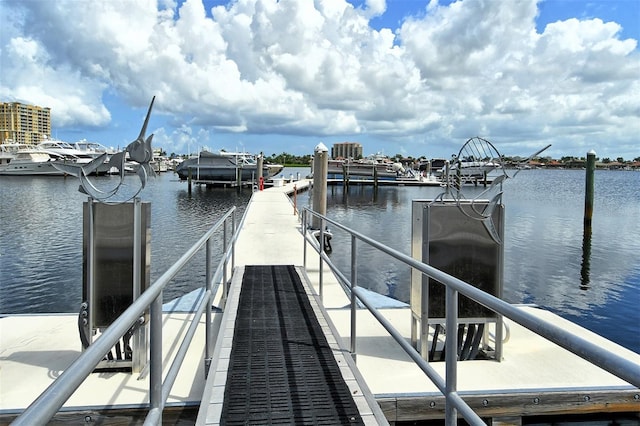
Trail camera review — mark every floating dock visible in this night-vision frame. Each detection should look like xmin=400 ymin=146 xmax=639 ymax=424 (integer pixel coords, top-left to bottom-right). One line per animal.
xmin=327 ymin=175 xmax=493 ymax=187
xmin=1 ymin=178 xmax=638 ymax=425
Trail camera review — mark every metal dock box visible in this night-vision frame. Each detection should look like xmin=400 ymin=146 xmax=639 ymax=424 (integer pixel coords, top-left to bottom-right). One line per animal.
xmin=82 ymin=199 xmax=151 ymax=371
xmin=411 ymin=199 xmax=504 ymax=361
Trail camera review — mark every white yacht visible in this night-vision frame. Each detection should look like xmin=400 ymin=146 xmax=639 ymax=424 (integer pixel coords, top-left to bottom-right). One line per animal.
xmin=0 ymin=144 xmax=66 ymax=176
xmin=37 ymin=139 xmax=94 ymax=165
xmin=0 ymin=143 xmax=29 ymax=166
xmin=71 ymin=140 xmax=116 ymax=156
xmin=71 ymin=140 xmax=117 ymax=174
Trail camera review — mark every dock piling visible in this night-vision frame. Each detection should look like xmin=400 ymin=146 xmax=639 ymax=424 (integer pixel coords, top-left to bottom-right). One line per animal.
xmin=312 ymin=143 xmax=328 ymax=230
xmin=373 ymin=166 xmax=378 ymax=188
xmin=581 ymin=150 xmax=596 ymax=289
xmin=257 ymin=153 xmax=263 ymax=192
xmin=584 ymin=150 xmax=596 ymax=228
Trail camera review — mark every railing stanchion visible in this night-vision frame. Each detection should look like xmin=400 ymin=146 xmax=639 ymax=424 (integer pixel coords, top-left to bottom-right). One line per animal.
xmin=231 ymin=211 xmax=236 ymax=273
xmin=445 ymin=286 xmax=458 ymax=426
xmin=149 ymin=291 xmax=163 ymax=423
xmin=350 ymin=235 xmax=357 ymax=361
xmin=132 ymin=198 xmax=144 ymax=373
xmin=319 ymin=218 xmax=325 ymax=301
xmin=205 ymin=239 xmax=212 ymax=374
xmin=303 ymin=209 xmax=307 ymax=269
xmin=223 ymin=220 xmax=228 ymax=290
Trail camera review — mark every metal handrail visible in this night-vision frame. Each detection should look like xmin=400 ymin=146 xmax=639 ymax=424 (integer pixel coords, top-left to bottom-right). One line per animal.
xmin=13 ymin=207 xmax=243 ymax=426
xmin=301 ymin=207 xmax=640 ymax=426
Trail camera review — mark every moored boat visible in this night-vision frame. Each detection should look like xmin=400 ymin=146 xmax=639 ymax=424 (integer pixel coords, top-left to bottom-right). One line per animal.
xmin=419 ymin=157 xmax=500 ymax=180
xmin=71 ymin=140 xmax=118 ymax=175
xmin=327 ymin=156 xmax=405 ymax=179
xmin=175 ymin=150 xmax=283 ymax=182
xmin=37 ymin=139 xmax=95 ymax=164
xmin=0 ymin=145 xmax=66 ymax=176
xmin=450 ymin=157 xmax=501 ymax=178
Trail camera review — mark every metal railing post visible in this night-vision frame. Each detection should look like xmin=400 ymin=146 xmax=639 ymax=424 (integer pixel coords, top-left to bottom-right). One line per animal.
xmin=303 ymin=210 xmax=307 ymax=269
xmin=231 ymin=211 xmax=236 ymax=272
xmin=132 ymin=197 xmax=145 ymax=373
xmin=87 ymin=199 xmax=95 ymax=347
xmin=149 ymin=291 xmax=163 ymax=423
xmin=223 ymin=221 xmax=228 ymax=288
xmin=350 ymin=234 xmax=357 ymax=361
xmin=205 ymin=238 xmax=212 ymax=374
xmin=319 ymin=219 xmax=325 ymax=300
xmin=445 ymin=286 xmax=458 ymax=426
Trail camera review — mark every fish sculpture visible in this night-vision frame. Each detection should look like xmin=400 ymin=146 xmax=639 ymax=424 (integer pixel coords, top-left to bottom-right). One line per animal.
xmin=53 ymin=96 xmax=156 ymax=203
xmin=435 ymin=137 xmax=551 ymax=245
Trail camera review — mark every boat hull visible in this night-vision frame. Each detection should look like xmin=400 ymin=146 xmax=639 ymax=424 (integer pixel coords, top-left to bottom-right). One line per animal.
xmin=0 ymin=164 xmax=65 ymax=176
xmin=175 ymin=152 xmax=283 ymax=182
xmin=0 ymin=154 xmax=67 ymax=176
xmin=176 ymin=165 xmax=278 ymax=181
xmin=327 ymin=160 xmax=402 ymax=179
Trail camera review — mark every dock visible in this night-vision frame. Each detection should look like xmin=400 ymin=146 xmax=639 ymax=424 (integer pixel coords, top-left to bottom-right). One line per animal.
xmin=326 ymin=176 xmax=494 ymax=187
xmin=197 ymin=264 xmax=381 ymax=425
xmin=1 ymin=178 xmax=639 ymax=424
xmin=207 ymin=179 xmax=640 ymax=423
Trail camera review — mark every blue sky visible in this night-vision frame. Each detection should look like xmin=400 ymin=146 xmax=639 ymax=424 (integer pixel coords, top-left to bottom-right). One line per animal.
xmin=366 ymin=0 xmax=639 ymax=41
xmin=1 ymin=0 xmax=638 ymax=160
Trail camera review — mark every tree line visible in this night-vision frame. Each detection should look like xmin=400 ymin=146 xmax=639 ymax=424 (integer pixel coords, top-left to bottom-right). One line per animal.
xmin=263 ymin=152 xmax=640 ymax=166
xmin=165 ymin=150 xmax=639 ymax=166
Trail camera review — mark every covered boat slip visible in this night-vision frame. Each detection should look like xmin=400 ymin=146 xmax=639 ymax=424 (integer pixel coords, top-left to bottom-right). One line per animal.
xmin=2 ymin=180 xmax=638 ymax=424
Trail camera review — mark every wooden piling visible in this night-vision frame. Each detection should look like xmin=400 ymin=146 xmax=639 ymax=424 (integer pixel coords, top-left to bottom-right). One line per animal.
xmin=312 ymin=143 xmax=328 ymax=230
xmin=257 ymin=153 xmax=263 ymax=188
xmin=342 ymin=163 xmax=349 ymax=187
xmin=373 ymin=166 xmax=378 ymax=188
xmin=584 ymin=150 xmax=596 ymax=228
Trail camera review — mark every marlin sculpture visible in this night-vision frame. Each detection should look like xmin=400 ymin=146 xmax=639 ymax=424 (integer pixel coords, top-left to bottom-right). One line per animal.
xmin=53 ymin=96 xmax=156 ymax=203
xmin=435 ymin=137 xmax=551 ymax=245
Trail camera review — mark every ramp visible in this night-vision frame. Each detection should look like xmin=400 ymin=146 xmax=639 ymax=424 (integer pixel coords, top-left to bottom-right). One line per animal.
xmin=198 ymin=265 xmax=385 ymax=425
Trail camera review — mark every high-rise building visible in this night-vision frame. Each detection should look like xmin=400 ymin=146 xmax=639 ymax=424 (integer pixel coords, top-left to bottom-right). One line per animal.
xmin=331 ymin=142 xmax=363 ymax=160
xmin=0 ymin=101 xmax=51 ymax=145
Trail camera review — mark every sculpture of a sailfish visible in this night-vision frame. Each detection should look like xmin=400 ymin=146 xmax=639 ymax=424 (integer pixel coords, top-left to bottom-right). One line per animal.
xmin=53 ymin=96 xmax=156 ymax=202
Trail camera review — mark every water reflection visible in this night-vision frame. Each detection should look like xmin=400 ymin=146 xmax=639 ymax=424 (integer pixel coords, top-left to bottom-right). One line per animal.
xmin=0 ymin=174 xmax=252 ymax=313
xmin=580 ymin=225 xmax=592 ymax=290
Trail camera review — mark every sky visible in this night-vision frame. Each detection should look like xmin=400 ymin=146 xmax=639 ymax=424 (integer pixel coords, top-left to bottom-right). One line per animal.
xmin=1 ymin=0 xmax=638 ymax=160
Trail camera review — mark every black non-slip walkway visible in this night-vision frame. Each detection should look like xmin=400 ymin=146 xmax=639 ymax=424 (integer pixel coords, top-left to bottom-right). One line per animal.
xmin=220 ymin=265 xmax=364 ymax=425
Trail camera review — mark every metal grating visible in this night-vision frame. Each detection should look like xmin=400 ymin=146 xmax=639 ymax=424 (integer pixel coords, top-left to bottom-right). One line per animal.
xmin=221 ymin=265 xmax=364 ymax=425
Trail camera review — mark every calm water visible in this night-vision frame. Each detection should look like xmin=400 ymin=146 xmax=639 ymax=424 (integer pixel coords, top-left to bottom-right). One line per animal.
xmin=0 ymin=173 xmax=252 ymax=313
xmin=294 ymin=168 xmax=640 ymax=353
xmin=1 ymin=168 xmax=639 ymax=353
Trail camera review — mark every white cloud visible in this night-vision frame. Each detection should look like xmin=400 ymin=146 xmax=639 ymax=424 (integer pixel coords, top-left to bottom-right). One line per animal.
xmin=0 ymin=0 xmax=638 ymax=158
xmin=0 ymin=34 xmax=110 ymax=127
